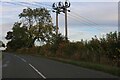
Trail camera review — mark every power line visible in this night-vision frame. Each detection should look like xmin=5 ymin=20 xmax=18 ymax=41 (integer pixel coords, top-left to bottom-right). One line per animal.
xmin=72 ymin=12 xmax=102 ymax=26
xmin=71 ymin=8 xmax=117 ymax=27
xmin=19 ymin=2 xmax=52 ymax=10
xmin=2 ymin=1 xmax=104 ymax=30
xmin=70 ymin=6 xmax=106 ymax=27
xmin=2 ymin=2 xmax=30 ymax=7
xmin=67 ymin=13 xmax=102 ymax=31
xmin=2 ymin=1 xmax=52 ymax=10
xmin=59 ymin=6 xmax=103 ymax=37
xmin=67 ymin=13 xmax=90 ymax=26
xmin=71 ymin=11 xmax=111 ymax=31
xmin=19 ymin=2 xmax=43 ymax=7
xmin=34 ymin=2 xmax=52 ymax=7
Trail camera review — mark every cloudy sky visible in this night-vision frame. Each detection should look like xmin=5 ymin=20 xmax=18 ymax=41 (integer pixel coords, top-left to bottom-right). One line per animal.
xmin=0 ymin=0 xmax=119 ymax=44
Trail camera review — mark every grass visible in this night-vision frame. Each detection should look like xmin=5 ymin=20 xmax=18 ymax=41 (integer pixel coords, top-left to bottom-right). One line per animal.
xmin=46 ymin=57 xmax=120 ymax=77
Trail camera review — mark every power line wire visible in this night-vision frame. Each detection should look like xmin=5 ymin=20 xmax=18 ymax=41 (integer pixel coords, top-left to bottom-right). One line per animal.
xmin=34 ymin=2 xmax=52 ymax=7
xmin=71 ymin=12 xmax=103 ymax=28
xmin=19 ymin=2 xmax=52 ymax=9
xmin=2 ymin=1 xmax=52 ymax=10
xmin=67 ymin=13 xmax=102 ymax=31
xmin=71 ymin=11 xmax=117 ymax=30
xmin=3 ymin=2 xmax=30 ymax=7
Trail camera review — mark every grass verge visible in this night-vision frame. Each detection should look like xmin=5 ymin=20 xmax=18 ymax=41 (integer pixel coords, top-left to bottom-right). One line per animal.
xmin=46 ymin=57 xmax=120 ymax=77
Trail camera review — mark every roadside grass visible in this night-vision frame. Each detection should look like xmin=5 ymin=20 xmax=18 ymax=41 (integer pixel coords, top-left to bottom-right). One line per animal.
xmin=12 ymin=52 xmax=120 ymax=77
xmin=46 ymin=57 xmax=120 ymax=77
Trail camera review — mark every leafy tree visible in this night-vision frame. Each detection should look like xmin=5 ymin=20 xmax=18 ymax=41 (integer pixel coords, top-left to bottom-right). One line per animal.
xmin=19 ymin=8 xmax=34 ymax=29
xmin=19 ymin=7 xmax=54 ymax=46
xmin=5 ymin=31 xmax=13 ymax=40
xmin=0 ymin=40 xmax=5 ymax=47
xmin=50 ymin=33 xmax=66 ymax=54
xmin=6 ymin=22 xmax=29 ymax=50
xmin=6 ymin=7 xmax=54 ymax=50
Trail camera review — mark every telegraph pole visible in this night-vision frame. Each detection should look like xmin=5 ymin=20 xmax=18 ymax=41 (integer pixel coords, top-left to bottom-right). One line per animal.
xmin=52 ymin=3 xmax=62 ymax=36
xmin=56 ymin=13 xmax=58 ymax=35
xmin=52 ymin=0 xmax=70 ymax=40
xmin=65 ymin=8 xmax=68 ymax=40
xmin=63 ymin=0 xmax=70 ymax=40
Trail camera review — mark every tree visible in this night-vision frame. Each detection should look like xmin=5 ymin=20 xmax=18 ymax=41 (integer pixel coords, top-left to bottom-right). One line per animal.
xmin=6 ymin=22 xmax=29 ymax=50
xmin=0 ymin=41 xmax=5 ymax=47
xmin=19 ymin=8 xmax=54 ymax=46
xmin=5 ymin=31 xmax=13 ymax=40
xmin=19 ymin=8 xmax=34 ymax=29
xmin=6 ymin=7 xmax=54 ymax=50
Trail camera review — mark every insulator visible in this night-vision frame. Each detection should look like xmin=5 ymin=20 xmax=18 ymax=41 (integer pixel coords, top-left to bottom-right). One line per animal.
xmin=58 ymin=2 xmax=64 ymax=8
xmin=65 ymin=1 xmax=68 ymax=7
xmin=52 ymin=3 xmax=55 ymax=7
xmin=52 ymin=10 xmax=55 ymax=12
xmin=62 ymin=10 xmax=65 ymax=13
xmin=68 ymin=10 xmax=70 ymax=12
xmin=68 ymin=2 xmax=70 ymax=7
xmin=52 ymin=3 xmax=57 ymax=9
xmin=65 ymin=0 xmax=70 ymax=8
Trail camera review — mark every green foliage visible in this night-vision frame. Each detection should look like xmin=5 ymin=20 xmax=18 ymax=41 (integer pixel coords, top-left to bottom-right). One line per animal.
xmin=6 ymin=7 xmax=54 ymax=51
xmin=38 ymin=31 xmax=120 ymax=67
xmin=0 ymin=40 xmax=5 ymax=47
xmin=48 ymin=57 xmax=120 ymax=76
xmin=6 ymin=22 xmax=29 ymax=50
xmin=19 ymin=7 xmax=53 ymax=43
xmin=50 ymin=33 xmax=66 ymax=54
xmin=14 ymin=31 xmax=120 ymax=68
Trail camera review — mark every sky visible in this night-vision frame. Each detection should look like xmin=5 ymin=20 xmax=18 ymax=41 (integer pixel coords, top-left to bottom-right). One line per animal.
xmin=0 ymin=0 xmax=119 ymax=45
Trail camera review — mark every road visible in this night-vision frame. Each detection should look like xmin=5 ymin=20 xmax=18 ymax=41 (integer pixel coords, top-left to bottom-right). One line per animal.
xmin=2 ymin=52 xmax=120 ymax=79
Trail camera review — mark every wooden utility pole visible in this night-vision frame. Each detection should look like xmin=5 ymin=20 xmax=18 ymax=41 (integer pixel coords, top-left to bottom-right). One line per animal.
xmin=56 ymin=12 xmax=58 ymax=35
xmin=65 ymin=8 xmax=68 ymax=40
xmin=63 ymin=0 xmax=70 ymax=40
xmin=52 ymin=0 xmax=71 ymax=40
xmin=52 ymin=3 xmax=61 ymax=36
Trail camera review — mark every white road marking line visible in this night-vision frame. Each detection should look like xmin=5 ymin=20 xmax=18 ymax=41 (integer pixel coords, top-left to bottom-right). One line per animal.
xmin=14 ymin=55 xmax=27 ymax=63
xmin=21 ymin=58 xmax=26 ymax=62
xmin=29 ymin=63 xmax=46 ymax=79
xmin=13 ymin=54 xmax=46 ymax=78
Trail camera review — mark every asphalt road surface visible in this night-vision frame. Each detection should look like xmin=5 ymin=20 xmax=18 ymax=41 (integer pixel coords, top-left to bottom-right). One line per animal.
xmin=2 ymin=52 xmax=120 ymax=79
